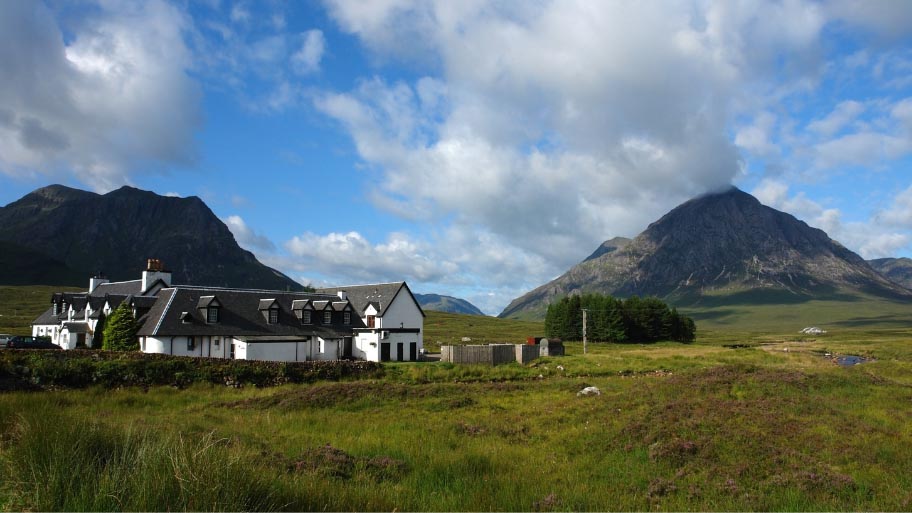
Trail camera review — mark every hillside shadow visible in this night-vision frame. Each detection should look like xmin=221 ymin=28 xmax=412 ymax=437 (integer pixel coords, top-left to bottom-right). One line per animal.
xmin=687 ymin=309 xmax=739 ymax=324
xmin=672 ymin=285 xmax=871 ymax=308
xmin=831 ymin=315 xmax=912 ymax=328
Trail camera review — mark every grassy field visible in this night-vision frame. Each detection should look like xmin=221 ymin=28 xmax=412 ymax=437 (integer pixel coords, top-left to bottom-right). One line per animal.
xmin=423 ymin=311 xmax=544 ymax=351
xmin=0 ymin=285 xmax=82 ymax=335
xmin=682 ymin=291 xmax=912 ymax=332
xmin=3 ymin=285 xmax=912 ymax=510
xmin=3 ymin=330 xmax=912 ymax=510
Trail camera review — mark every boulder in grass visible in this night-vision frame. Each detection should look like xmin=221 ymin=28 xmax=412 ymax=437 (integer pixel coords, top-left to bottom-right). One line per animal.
xmin=577 ymin=386 xmax=601 ymax=397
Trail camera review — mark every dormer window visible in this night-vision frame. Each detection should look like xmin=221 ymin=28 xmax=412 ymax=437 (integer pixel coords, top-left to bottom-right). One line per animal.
xmin=302 ymin=310 xmax=312 ymax=324
xmin=258 ymin=298 xmax=280 ymax=324
xmin=198 ymin=295 xmax=222 ymax=324
xmin=344 ymin=311 xmax=351 ymax=325
xmin=367 ymin=315 xmax=376 ymax=328
xmin=323 ymin=310 xmax=332 ymax=324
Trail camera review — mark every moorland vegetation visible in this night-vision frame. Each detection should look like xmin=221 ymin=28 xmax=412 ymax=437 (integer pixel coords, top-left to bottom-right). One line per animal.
xmin=3 ymin=284 xmax=912 ymax=510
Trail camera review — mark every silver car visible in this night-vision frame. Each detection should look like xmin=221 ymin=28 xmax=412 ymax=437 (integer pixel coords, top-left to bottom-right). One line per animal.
xmin=0 ymin=334 xmax=12 ymax=348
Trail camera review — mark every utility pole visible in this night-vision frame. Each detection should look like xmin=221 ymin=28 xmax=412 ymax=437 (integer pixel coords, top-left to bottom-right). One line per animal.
xmin=582 ymin=308 xmax=588 ymax=355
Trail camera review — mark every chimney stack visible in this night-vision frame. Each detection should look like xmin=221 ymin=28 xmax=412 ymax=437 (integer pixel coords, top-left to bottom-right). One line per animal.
xmin=89 ymin=272 xmax=109 ymax=293
xmin=141 ymin=258 xmax=172 ymax=293
xmin=338 ymin=290 xmax=348 ymax=301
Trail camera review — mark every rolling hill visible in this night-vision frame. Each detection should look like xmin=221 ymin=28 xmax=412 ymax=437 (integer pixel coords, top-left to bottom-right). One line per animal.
xmin=415 ymin=293 xmax=486 ymax=316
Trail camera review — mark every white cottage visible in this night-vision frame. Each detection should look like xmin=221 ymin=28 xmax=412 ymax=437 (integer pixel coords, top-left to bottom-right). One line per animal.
xmin=33 ymin=261 xmax=424 ymax=363
xmin=316 ymin=282 xmax=425 ymax=362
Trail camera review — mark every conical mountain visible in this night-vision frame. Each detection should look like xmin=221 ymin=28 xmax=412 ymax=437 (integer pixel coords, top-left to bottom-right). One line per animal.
xmin=0 ymin=184 xmax=303 ymax=290
xmin=500 ymin=187 xmax=911 ymax=318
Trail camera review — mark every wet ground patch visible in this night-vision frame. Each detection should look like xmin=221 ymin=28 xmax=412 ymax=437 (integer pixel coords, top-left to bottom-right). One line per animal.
xmin=287 ymin=444 xmax=408 ymax=482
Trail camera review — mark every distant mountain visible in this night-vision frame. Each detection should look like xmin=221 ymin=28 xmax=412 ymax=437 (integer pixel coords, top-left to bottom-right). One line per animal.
xmin=868 ymin=257 xmax=912 ymax=290
xmin=500 ymin=187 xmax=911 ymax=319
xmin=0 ymin=184 xmax=303 ymax=290
xmin=415 ymin=293 xmax=486 ymax=316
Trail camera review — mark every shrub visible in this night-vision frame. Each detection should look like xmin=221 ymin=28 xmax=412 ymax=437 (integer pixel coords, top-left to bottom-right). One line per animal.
xmin=102 ymin=303 xmax=139 ymax=351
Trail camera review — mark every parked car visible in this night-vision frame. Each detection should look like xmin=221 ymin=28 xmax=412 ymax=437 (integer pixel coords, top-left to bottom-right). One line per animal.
xmin=0 ymin=334 xmax=12 ymax=348
xmin=6 ymin=335 xmax=61 ymax=350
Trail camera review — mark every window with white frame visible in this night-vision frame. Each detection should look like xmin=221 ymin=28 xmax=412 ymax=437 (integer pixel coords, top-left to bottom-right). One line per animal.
xmin=343 ymin=311 xmax=351 ymax=325
xmin=187 ymin=336 xmax=195 ymax=351
xmin=268 ymin=308 xmax=279 ymax=324
xmin=302 ymin=310 xmax=312 ymax=324
xmin=323 ymin=310 xmax=332 ymax=324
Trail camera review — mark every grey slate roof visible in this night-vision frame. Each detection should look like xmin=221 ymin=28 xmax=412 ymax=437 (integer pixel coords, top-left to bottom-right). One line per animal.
xmin=87 ymin=296 xmax=107 ymax=311
xmin=63 ymin=322 xmax=88 ymax=333
xmin=104 ymin=294 xmax=130 ymax=310
xmin=33 ymin=306 xmax=64 ymax=325
xmin=131 ymin=296 xmax=158 ymax=309
xmin=317 ymin=282 xmax=425 ymax=317
xmin=137 ymin=287 xmax=366 ymax=338
xmin=90 ymin=280 xmax=142 ymax=297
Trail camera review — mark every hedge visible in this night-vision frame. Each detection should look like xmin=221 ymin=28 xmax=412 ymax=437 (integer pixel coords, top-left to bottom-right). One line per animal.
xmin=0 ymin=350 xmax=385 ymax=391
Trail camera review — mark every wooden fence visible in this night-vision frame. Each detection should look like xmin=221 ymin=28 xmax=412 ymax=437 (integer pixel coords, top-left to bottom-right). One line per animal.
xmin=441 ymin=344 xmax=545 ymax=365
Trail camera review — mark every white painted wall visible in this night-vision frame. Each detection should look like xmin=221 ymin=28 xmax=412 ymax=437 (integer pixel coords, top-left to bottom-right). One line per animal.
xmin=354 ymin=332 xmax=378 ymax=361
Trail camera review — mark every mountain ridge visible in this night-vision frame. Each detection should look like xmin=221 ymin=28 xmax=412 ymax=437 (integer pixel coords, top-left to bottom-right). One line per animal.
xmin=0 ymin=184 xmax=303 ymax=290
xmin=414 ymin=293 xmax=486 ymax=316
xmin=500 ymin=187 xmax=911 ymax=319
xmin=868 ymin=257 xmax=912 ymax=290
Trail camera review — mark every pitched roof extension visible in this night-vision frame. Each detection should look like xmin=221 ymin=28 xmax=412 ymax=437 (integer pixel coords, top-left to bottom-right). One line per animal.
xmin=317 ymin=282 xmax=425 ymax=317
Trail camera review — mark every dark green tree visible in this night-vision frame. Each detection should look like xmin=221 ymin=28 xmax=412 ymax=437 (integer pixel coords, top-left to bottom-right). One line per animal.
xmin=91 ymin=314 xmax=105 ymax=349
xmin=102 ymin=303 xmax=139 ymax=351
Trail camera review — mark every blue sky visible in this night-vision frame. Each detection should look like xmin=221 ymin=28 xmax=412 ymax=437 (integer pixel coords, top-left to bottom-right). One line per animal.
xmin=1 ymin=0 xmax=911 ymax=314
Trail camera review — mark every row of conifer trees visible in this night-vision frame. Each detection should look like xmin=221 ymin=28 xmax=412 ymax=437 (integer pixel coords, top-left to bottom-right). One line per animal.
xmin=544 ymin=294 xmax=695 ymax=343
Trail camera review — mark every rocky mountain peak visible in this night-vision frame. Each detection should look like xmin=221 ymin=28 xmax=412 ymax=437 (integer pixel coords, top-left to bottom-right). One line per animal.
xmin=500 ymin=188 xmax=910 ymax=319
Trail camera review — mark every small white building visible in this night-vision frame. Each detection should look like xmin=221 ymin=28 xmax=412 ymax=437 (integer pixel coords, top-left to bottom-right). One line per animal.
xmin=317 ymin=283 xmax=426 ymax=362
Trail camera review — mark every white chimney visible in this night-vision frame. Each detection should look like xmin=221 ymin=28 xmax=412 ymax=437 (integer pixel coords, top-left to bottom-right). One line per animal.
xmin=337 ymin=290 xmax=348 ymax=301
xmin=89 ymin=274 xmax=109 ymax=293
xmin=141 ymin=258 xmax=172 ymax=293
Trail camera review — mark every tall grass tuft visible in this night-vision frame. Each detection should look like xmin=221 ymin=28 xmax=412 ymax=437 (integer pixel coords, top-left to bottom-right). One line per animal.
xmin=0 ymin=404 xmax=302 ymax=511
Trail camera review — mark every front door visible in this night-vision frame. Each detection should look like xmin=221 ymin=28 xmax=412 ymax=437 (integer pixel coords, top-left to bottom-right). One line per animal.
xmin=396 ymin=342 xmax=404 ymax=362
xmin=409 ymin=342 xmax=417 ymax=361
xmin=76 ymin=333 xmax=86 ymax=348
xmin=230 ymin=343 xmax=236 ymax=359
xmin=343 ymin=337 xmax=353 ymax=358
xmin=380 ymin=342 xmax=390 ymax=362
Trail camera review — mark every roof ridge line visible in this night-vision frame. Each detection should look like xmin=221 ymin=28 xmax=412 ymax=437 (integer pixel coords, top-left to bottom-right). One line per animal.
xmin=152 ymin=289 xmax=177 ymax=337
xmin=318 ymin=281 xmax=404 ymax=289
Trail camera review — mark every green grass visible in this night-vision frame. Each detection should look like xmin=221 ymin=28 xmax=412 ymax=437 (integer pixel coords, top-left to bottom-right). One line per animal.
xmin=5 ymin=330 xmax=912 ymax=510
xmin=423 ymin=311 xmax=544 ymax=351
xmin=5 ymin=285 xmax=912 ymax=510
xmin=0 ymin=285 xmax=82 ymax=335
xmin=681 ymin=291 xmax=912 ymax=332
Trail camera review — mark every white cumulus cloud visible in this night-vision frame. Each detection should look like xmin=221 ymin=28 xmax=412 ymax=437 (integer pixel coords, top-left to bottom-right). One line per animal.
xmin=223 ymin=215 xmax=277 ymax=252
xmin=0 ymin=0 xmax=202 ymax=190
